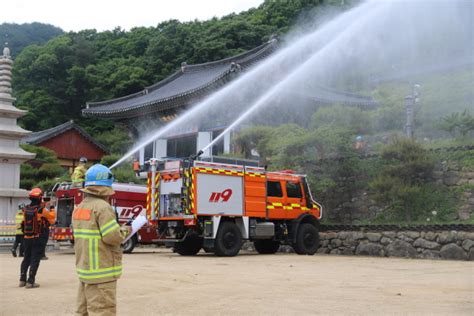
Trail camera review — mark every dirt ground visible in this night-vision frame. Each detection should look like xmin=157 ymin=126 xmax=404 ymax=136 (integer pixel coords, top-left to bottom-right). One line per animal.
xmin=0 ymin=248 xmax=473 ymax=315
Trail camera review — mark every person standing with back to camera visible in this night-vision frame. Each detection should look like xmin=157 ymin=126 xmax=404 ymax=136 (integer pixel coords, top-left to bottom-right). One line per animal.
xmin=19 ymin=188 xmax=55 ymax=288
xmin=72 ymin=164 xmax=130 ymax=315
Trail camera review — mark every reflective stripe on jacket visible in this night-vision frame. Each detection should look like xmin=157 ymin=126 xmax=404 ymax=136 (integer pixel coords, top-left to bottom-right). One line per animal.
xmin=72 ymin=195 xmax=125 ymax=284
xmin=15 ymin=210 xmax=23 ymax=235
xmin=72 ymin=165 xmax=87 ymax=183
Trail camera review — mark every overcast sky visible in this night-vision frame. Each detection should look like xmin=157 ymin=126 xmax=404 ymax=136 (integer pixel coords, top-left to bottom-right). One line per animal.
xmin=0 ymin=0 xmax=265 ymax=32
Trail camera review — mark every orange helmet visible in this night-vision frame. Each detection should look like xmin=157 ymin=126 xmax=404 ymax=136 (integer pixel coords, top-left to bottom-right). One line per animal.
xmin=29 ymin=188 xmax=43 ymax=198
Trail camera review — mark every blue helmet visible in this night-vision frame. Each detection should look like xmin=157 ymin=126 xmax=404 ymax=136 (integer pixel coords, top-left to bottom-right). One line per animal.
xmin=84 ymin=164 xmax=114 ymax=187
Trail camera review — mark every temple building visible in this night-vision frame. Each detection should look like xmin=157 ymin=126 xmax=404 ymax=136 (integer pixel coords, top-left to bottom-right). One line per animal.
xmin=83 ymin=39 xmax=376 ymax=164
xmin=0 ymin=44 xmax=35 ymax=223
xmin=23 ymin=120 xmax=108 ymax=173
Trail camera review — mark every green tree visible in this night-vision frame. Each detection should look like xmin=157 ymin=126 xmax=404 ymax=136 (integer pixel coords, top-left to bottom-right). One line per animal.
xmin=0 ymin=22 xmax=63 ymax=57
xmin=440 ymin=110 xmax=474 ymax=137
xmin=95 ymin=126 xmax=133 ymax=154
xmin=370 ymin=138 xmax=435 ymax=222
xmin=20 ymin=144 xmax=68 ymax=191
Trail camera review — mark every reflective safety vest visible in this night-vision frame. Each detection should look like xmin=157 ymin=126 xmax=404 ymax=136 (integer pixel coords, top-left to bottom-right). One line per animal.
xmin=72 ymin=164 xmax=87 ymax=183
xmin=72 ymin=194 xmax=127 ymax=284
xmin=15 ymin=210 xmax=23 ymax=235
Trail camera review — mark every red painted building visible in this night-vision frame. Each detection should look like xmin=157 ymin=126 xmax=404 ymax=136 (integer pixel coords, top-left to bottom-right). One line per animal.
xmin=23 ymin=120 xmax=108 ymax=171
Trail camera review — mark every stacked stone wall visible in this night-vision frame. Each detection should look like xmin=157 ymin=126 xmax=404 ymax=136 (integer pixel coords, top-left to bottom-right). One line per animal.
xmin=243 ymin=230 xmax=473 ymax=260
xmin=317 ymin=230 xmax=474 ymax=260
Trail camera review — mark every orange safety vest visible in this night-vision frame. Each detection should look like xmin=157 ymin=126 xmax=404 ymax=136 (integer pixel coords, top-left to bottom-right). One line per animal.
xmin=133 ymin=161 xmax=140 ymax=171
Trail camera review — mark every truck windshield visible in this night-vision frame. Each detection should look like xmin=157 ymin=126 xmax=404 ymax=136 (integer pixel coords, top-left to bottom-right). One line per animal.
xmin=286 ymin=182 xmax=302 ymax=198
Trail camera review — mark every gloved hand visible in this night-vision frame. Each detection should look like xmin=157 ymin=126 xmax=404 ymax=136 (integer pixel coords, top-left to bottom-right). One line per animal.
xmin=120 ymin=226 xmax=131 ymax=238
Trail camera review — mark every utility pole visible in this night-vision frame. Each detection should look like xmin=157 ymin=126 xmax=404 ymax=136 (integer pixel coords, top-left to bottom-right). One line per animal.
xmin=405 ymin=84 xmax=420 ymax=139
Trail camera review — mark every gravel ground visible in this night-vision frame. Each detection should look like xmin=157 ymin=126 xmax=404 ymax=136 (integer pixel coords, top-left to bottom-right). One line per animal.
xmin=0 ymin=248 xmax=473 ymax=315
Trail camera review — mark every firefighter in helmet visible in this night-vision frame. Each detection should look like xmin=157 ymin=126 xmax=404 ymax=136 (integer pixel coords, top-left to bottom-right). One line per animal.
xmin=11 ymin=206 xmax=25 ymax=257
xmin=72 ymin=164 xmax=130 ymax=315
xmin=19 ymin=188 xmax=55 ymax=288
xmin=72 ymin=157 xmax=88 ymax=187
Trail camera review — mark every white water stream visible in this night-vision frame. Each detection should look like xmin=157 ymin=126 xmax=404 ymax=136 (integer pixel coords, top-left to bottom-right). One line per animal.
xmin=111 ymin=0 xmax=472 ymax=169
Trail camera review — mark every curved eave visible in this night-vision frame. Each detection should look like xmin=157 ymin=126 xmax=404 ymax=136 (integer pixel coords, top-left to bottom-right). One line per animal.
xmin=83 ymin=40 xmax=278 ymax=120
xmin=82 ymin=69 xmax=236 ymax=119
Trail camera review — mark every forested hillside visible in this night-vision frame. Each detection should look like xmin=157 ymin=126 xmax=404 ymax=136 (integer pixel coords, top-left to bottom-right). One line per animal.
xmin=0 ymin=22 xmax=63 ymax=57
xmin=12 ymin=0 xmax=350 ymax=135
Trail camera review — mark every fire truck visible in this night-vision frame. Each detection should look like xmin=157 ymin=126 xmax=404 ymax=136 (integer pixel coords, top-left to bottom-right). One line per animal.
xmin=50 ymin=182 xmax=157 ymax=253
xmin=146 ymin=155 xmax=322 ymax=256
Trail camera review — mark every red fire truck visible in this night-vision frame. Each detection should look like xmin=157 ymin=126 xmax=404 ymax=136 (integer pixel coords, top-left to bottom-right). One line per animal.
xmin=50 ymin=182 xmax=157 ymax=253
xmin=146 ymin=156 xmax=322 ymax=256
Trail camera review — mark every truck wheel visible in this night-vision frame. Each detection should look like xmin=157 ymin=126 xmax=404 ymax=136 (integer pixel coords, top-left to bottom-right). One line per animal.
xmin=122 ymin=236 xmax=137 ymax=254
xmin=174 ymin=234 xmax=203 ymax=256
xmin=214 ymin=221 xmax=242 ymax=257
xmin=254 ymin=240 xmax=280 ymax=254
xmin=293 ymin=223 xmax=319 ymax=255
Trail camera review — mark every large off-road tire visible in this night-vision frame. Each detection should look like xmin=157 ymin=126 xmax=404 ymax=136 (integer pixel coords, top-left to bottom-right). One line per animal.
xmin=122 ymin=235 xmax=137 ymax=254
xmin=174 ymin=233 xmax=203 ymax=256
xmin=254 ymin=239 xmax=280 ymax=254
xmin=214 ymin=221 xmax=242 ymax=257
xmin=293 ymin=223 xmax=319 ymax=255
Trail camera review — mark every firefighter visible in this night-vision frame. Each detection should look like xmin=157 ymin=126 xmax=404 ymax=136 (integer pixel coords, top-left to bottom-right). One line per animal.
xmin=19 ymin=188 xmax=55 ymax=288
xmin=72 ymin=164 xmax=130 ymax=315
xmin=133 ymin=158 xmax=140 ymax=177
xmin=355 ymin=135 xmax=365 ymax=150
xmin=11 ymin=207 xmax=25 ymax=257
xmin=39 ymin=199 xmax=56 ymax=260
xmin=72 ymin=157 xmax=88 ymax=187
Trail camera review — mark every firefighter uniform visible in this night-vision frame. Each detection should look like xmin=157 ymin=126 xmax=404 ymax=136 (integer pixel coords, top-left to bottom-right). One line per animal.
xmin=11 ymin=209 xmax=24 ymax=257
xmin=39 ymin=205 xmax=56 ymax=259
xmin=72 ymin=164 xmax=129 ymax=316
xmin=19 ymin=188 xmax=55 ymax=288
xmin=72 ymin=163 xmax=87 ymax=186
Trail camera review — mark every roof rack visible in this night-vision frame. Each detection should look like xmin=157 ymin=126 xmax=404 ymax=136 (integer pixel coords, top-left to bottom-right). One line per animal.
xmin=199 ymin=156 xmax=262 ymax=167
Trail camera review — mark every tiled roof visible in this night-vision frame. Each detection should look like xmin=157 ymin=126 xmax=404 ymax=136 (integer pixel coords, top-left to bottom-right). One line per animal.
xmin=82 ymin=38 xmax=378 ymax=120
xmin=83 ymin=40 xmax=278 ymax=119
xmin=22 ymin=120 xmax=108 ymax=153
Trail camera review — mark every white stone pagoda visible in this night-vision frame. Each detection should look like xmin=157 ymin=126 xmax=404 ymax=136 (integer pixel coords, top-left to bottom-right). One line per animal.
xmin=0 ymin=44 xmax=35 ymax=224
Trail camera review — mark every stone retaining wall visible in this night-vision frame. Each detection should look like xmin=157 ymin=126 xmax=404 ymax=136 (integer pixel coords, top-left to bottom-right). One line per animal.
xmin=243 ymin=230 xmax=474 ymax=260
xmin=317 ymin=230 xmax=474 ymax=260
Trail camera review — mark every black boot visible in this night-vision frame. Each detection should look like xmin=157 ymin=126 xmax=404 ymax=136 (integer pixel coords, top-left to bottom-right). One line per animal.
xmin=19 ymin=274 xmax=27 ymax=287
xmin=26 ymin=275 xmax=40 ymax=289
xmin=25 ymin=282 xmax=40 ymax=289
xmin=10 ymin=248 xmax=17 ymax=257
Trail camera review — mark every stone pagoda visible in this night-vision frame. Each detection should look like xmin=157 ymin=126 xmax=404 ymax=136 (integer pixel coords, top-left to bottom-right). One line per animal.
xmin=0 ymin=43 xmax=35 ymax=223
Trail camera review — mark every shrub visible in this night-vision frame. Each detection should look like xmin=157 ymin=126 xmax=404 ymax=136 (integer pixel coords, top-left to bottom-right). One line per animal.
xmin=370 ymin=138 xmax=435 ymax=222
